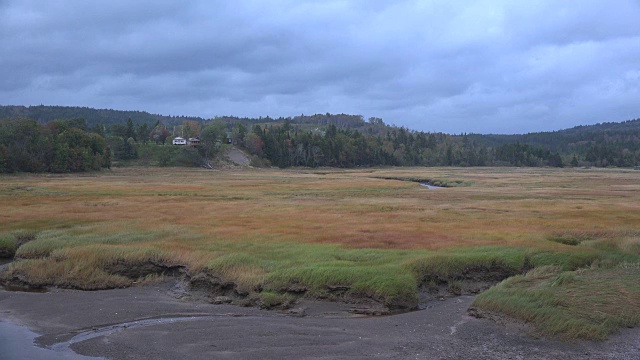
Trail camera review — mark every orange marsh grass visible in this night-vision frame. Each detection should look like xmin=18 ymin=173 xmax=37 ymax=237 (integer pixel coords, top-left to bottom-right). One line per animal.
xmin=1 ymin=167 xmax=639 ymax=338
xmin=2 ymin=167 xmax=639 ymax=251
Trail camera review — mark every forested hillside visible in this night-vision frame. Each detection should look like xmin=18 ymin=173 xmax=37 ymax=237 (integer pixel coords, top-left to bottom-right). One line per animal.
xmin=230 ymin=123 xmax=559 ymax=168
xmin=0 ymin=105 xmax=204 ymax=127
xmin=470 ymin=119 xmax=640 ymax=167
xmin=213 ymin=113 xmax=378 ymax=131
xmin=1 ymin=105 xmax=639 ymax=171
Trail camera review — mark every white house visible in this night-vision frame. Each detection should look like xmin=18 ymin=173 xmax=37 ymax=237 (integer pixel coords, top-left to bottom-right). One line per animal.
xmin=172 ymin=137 xmax=187 ymax=145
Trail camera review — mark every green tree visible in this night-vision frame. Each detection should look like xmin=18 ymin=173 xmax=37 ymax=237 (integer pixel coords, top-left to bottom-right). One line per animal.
xmin=570 ymin=156 xmax=579 ymax=167
xmin=232 ymin=123 xmax=247 ymax=146
xmin=137 ymin=123 xmax=150 ymax=144
xmin=126 ymin=118 xmax=136 ymax=142
xmin=182 ymin=120 xmax=202 ymax=139
xmin=200 ymin=121 xmax=226 ymax=160
xmin=51 ymin=141 xmax=70 ymax=173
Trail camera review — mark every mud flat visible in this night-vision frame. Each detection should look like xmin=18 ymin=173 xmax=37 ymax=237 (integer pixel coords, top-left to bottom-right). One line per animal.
xmin=1 ymin=282 xmax=639 ymax=360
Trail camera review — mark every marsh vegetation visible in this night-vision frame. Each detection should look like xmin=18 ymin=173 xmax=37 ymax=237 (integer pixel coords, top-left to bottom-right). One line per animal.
xmin=0 ymin=167 xmax=638 ymax=339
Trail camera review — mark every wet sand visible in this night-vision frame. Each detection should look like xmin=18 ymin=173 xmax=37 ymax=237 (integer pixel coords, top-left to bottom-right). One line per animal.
xmin=1 ymin=282 xmax=639 ymax=359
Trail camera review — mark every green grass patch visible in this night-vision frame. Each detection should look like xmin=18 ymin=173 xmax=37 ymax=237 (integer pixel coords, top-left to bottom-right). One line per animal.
xmin=266 ymin=263 xmax=418 ymax=308
xmin=0 ymin=230 xmax=38 ymax=258
xmin=472 ymin=264 xmax=640 ymax=340
xmin=0 ymin=233 xmax=18 ymax=257
xmin=200 ymin=242 xmax=420 ymax=308
xmin=15 ymin=226 xmax=162 ymax=259
xmin=5 ymin=225 xmax=639 ymax=327
xmin=405 ymin=247 xmax=526 ymax=281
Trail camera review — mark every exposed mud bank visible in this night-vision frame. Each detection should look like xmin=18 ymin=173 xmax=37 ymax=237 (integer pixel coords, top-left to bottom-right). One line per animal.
xmin=185 ymin=269 xmax=411 ymax=314
xmin=1 ymin=259 xmax=521 ymax=315
xmin=417 ymin=263 xmax=520 ymax=307
xmin=184 ymin=270 xmax=259 ymax=307
xmin=424 ymin=263 xmax=519 ymax=291
xmin=0 ymin=273 xmax=50 ymax=293
xmin=0 ymin=260 xmax=45 ymax=292
xmin=105 ymin=261 xmax=185 ymax=279
xmin=0 ymin=230 xmax=521 ymax=315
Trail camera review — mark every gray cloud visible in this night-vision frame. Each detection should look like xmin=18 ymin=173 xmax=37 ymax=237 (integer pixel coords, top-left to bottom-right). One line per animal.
xmin=1 ymin=0 xmax=639 ymax=133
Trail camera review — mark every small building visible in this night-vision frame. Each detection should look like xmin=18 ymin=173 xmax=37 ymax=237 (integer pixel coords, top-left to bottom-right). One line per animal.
xmin=172 ymin=137 xmax=187 ymax=145
xmin=188 ymin=137 xmax=201 ymax=146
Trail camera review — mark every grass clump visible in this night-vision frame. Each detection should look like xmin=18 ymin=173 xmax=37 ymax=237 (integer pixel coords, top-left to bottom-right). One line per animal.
xmin=406 ymin=247 xmax=526 ymax=282
xmin=198 ymin=242 xmax=420 ymax=309
xmin=253 ymin=291 xmax=295 ymax=309
xmin=266 ymin=263 xmax=418 ymax=309
xmin=14 ymin=230 xmax=38 ymax=247
xmin=0 ymin=233 xmax=18 ymax=258
xmin=1 ymin=234 xmax=180 ymax=290
xmin=0 ymin=230 xmax=38 ymax=258
xmin=205 ymin=253 xmax=268 ymax=293
xmin=2 ymin=257 xmax=131 ymax=290
xmin=15 ymin=227 xmax=160 ymax=259
xmin=472 ymin=264 xmax=640 ymax=340
xmin=527 ymin=249 xmax=602 ymax=271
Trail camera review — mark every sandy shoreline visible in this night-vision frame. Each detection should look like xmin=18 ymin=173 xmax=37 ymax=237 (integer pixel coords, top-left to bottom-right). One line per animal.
xmin=1 ymin=282 xmax=639 ymax=359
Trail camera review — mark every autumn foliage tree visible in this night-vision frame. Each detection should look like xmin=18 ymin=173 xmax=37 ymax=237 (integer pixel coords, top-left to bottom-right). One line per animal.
xmin=150 ymin=124 xmax=171 ymax=145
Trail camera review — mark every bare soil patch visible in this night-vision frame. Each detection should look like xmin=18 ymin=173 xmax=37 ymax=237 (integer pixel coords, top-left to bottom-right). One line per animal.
xmin=225 ymin=146 xmax=251 ymax=166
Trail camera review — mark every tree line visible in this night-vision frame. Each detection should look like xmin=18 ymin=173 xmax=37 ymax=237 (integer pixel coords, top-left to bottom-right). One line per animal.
xmin=0 ymin=118 xmax=110 ymax=173
xmin=2 ymin=110 xmax=639 ymax=173
xmin=0 ymin=105 xmax=204 ymax=127
xmin=230 ymin=122 xmax=566 ymax=168
xmin=470 ymin=118 xmax=640 ymax=167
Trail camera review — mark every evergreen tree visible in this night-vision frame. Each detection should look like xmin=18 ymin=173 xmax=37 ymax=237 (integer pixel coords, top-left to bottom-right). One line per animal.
xmin=125 ymin=118 xmax=136 ymax=142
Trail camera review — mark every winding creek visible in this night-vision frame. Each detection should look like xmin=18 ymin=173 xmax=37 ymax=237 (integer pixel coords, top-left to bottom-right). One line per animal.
xmin=420 ymin=183 xmax=443 ymax=189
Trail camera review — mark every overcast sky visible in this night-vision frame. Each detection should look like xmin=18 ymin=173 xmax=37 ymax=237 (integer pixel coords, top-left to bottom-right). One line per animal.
xmin=1 ymin=1 xmax=639 ymax=134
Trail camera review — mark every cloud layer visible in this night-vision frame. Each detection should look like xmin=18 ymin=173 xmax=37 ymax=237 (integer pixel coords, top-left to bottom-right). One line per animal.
xmin=2 ymin=0 xmax=639 ymax=133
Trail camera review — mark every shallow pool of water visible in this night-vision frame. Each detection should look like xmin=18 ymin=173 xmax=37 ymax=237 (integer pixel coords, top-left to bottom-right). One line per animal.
xmin=0 ymin=258 xmax=12 ymax=266
xmin=420 ymin=183 xmax=443 ymax=189
xmin=0 ymin=320 xmax=102 ymax=360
